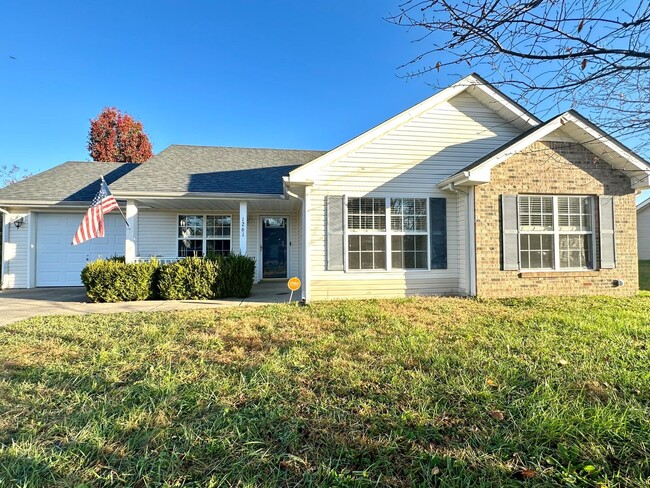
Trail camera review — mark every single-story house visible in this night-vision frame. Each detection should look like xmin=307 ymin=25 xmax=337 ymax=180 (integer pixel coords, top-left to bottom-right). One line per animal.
xmin=2 ymin=74 xmax=649 ymax=299
xmin=639 ymin=198 xmax=650 ymax=260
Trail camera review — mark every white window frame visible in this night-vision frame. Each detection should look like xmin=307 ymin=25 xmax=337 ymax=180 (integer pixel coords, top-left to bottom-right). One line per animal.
xmin=344 ymin=195 xmax=431 ymax=272
xmin=518 ymin=195 xmax=596 ymax=271
xmin=177 ymin=214 xmax=232 ymax=257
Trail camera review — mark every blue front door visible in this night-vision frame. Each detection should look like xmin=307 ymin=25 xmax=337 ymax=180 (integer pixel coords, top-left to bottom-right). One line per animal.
xmin=262 ymin=217 xmax=288 ymax=278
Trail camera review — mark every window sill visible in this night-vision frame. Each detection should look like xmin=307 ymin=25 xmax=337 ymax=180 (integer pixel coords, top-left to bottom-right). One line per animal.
xmin=519 ymin=270 xmax=599 ymax=278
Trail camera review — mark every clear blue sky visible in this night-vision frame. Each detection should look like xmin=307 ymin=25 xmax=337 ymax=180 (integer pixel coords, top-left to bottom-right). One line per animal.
xmin=0 ymin=1 xmax=648 ymax=202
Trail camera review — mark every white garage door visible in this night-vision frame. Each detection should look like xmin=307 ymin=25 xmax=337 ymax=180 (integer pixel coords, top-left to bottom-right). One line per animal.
xmin=36 ymin=213 xmax=126 ymax=287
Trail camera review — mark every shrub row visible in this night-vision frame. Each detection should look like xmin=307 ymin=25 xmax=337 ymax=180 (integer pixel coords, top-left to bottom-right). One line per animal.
xmin=81 ymin=255 xmax=255 ymax=303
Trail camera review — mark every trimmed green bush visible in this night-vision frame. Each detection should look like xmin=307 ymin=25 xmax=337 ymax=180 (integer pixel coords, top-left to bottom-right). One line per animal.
xmin=81 ymin=259 xmax=159 ymax=303
xmin=216 ymin=254 xmax=256 ymax=298
xmin=82 ymin=255 xmax=256 ymax=302
xmin=157 ymin=256 xmax=220 ymax=300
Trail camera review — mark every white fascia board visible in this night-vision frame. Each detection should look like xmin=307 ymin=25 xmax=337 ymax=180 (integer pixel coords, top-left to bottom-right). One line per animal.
xmin=290 ymin=73 xmax=537 ymax=182
xmin=470 ymin=82 xmax=541 ymax=129
xmin=562 ymin=112 xmax=650 ymax=175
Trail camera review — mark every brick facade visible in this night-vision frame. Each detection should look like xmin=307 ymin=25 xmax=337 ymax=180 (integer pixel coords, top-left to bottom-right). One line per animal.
xmin=474 ymin=141 xmax=639 ymax=297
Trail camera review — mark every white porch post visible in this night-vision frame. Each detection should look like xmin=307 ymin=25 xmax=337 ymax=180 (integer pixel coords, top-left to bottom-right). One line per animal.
xmin=239 ymin=201 xmax=247 ymax=256
xmin=125 ymin=200 xmax=138 ymax=263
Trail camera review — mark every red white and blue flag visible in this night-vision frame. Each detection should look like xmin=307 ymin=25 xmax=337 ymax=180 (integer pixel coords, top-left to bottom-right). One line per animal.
xmin=72 ymin=177 xmax=120 ymax=245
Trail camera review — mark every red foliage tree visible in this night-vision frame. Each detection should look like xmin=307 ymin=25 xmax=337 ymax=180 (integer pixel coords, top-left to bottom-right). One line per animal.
xmin=88 ymin=107 xmax=153 ymax=163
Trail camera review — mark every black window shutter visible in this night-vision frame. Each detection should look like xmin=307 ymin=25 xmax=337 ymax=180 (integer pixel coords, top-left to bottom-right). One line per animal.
xmin=429 ymin=197 xmax=447 ymax=269
xmin=326 ymin=195 xmax=345 ymax=271
xmin=501 ymin=195 xmax=519 ymax=270
xmin=599 ymin=195 xmax=616 ymax=269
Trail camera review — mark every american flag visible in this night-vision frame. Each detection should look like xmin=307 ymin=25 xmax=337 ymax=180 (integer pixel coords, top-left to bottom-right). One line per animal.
xmin=72 ymin=177 xmax=120 ymax=245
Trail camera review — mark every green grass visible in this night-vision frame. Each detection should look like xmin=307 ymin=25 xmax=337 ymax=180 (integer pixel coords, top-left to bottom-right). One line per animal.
xmin=640 ymin=260 xmax=650 ymax=291
xmin=1 ymin=296 xmax=649 ymax=487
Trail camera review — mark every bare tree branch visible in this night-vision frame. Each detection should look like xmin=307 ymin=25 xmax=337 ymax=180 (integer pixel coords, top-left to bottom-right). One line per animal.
xmin=387 ymin=0 xmax=650 ymax=152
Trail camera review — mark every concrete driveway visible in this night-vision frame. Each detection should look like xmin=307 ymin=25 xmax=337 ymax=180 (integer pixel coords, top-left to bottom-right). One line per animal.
xmin=0 ymin=281 xmax=294 ymax=326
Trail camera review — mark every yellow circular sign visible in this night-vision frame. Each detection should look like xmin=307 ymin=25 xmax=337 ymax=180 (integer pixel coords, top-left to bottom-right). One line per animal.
xmin=287 ymin=277 xmax=301 ymax=291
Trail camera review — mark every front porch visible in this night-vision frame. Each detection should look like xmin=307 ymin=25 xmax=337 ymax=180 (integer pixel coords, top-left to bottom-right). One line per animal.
xmin=122 ymin=195 xmax=304 ymax=286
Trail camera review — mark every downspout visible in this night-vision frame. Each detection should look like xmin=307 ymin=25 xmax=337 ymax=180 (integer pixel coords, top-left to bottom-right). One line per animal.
xmin=286 ymin=182 xmax=308 ymax=302
xmin=0 ymin=208 xmax=9 ymax=289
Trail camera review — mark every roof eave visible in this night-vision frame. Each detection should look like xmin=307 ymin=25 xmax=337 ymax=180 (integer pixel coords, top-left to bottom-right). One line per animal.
xmin=111 ymin=191 xmax=286 ymax=200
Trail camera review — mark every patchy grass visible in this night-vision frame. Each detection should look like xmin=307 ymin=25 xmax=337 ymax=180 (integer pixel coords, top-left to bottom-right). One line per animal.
xmin=0 ymin=296 xmax=649 ymax=487
xmin=640 ymin=260 xmax=650 ymax=291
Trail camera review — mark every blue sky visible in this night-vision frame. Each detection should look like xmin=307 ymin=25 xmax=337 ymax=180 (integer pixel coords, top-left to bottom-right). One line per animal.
xmin=0 ymin=1 xmax=648 ymax=202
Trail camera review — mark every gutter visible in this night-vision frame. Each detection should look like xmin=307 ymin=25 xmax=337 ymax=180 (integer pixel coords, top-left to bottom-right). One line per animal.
xmin=285 ymin=179 xmax=312 ymax=303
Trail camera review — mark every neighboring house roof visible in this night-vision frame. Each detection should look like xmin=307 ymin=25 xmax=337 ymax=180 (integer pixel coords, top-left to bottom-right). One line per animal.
xmin=438 ymin=110 xmax=650 ymax=190
xmin=638 ymin=197 xmax=650 ymax=213
xmin=110 ymin=145 xmax=326 ymax=197
xmin=0 ymin=161 xmax=138 ymax=206
xmin=288 ymin=72 xmax=541 ymax=182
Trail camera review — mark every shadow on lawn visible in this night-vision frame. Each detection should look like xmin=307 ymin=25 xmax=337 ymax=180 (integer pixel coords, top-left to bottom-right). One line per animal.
xmin=0 ymin=359 xmax=532 ymax=486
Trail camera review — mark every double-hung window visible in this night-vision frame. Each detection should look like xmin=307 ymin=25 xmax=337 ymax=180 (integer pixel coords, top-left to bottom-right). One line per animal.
xmin=347 ymin=198 xmax=386 ymax=270
xmin=518 ymin=196 xmax=594 ymax=270
xmin=390 ymin=198 xmax=428 ymax=269
xmin=178 ymin=215 xmax=232 ymax=257
xmin=346 ymin=197 xmax=429 ymax=270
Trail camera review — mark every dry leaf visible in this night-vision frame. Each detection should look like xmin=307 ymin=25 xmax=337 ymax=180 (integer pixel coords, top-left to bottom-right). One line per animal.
xmin=558 ymin=359 xmax=569 ymax=366
xmin=489 ymin=410 xmax=505 ymax=421
xmin=518 ymin=468 xmax=537 ymax=479
xmin=581 ymin=59 xmax=587 ymax=70
xmin=487 ymin=378 xmax=497 ymax=386
xmin=431 ymin=467 xmax=441 ymax=476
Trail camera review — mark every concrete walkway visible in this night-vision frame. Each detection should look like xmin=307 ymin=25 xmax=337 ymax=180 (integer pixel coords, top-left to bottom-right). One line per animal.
xmin=0 ymin=281 xmax=294 ymax=326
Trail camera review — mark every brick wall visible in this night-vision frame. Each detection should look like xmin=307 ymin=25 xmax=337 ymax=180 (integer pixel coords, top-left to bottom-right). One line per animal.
xmin=474 ymin=141 xmax=639 ymax=297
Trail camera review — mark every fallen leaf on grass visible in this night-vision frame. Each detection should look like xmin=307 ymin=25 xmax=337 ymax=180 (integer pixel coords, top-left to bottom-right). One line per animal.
xmin=488 ymin=410 xmax=505 ymax=421
xmin=513 ymin=468 xmax=537 ymax=479
xmin=558 ymin=359 xmax=569 ymax=366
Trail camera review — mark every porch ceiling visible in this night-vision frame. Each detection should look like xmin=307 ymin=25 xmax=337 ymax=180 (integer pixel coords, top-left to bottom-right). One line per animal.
xmin=133 ymin=197 xmax=299 ymax=212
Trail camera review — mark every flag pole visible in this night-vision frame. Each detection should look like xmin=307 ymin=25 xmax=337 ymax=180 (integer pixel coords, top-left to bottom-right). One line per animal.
xmin=102 ymin=175 xmax=130 ymax=228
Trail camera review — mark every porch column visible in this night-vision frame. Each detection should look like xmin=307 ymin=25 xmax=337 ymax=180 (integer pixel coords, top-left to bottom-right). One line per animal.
xmin=239 ymin=201 xmax=247 ymax=256
xmin=125 ymin=200 xmax=138 ymax=263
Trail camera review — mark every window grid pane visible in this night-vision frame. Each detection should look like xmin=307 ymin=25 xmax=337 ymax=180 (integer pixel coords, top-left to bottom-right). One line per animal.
xmin=391 ymin=198 xmax=427 ymax=232
xmin=558 ymin=196 xmax=592 ymax=232
xmin=559 ymin=234 xmax=592 ymax=269
xmin=347 ymin=197 xmax=386 ymax=231
xmin=518 ymin=196 xmax=554 ymax=231
xmin=347 ymin=235 xmax=386 ymax=270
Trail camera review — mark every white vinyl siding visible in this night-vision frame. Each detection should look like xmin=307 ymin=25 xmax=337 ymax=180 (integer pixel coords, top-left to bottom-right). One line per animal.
xmin=307 ymin=92 xmax=523 ymax=300
xmin=136 ymin=208 xmax=302 ymax=284
xmin=1 ymin=209 xmax=30 ymax=289
xmin=639 ymin=204 xmax=650 ymax=260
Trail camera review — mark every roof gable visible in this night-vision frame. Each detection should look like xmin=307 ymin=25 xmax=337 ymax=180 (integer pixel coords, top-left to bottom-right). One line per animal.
xmin=289 ymin=73 xmax=541 ymax=182
xmin=438 ymin=111 xmax=650 ymax=190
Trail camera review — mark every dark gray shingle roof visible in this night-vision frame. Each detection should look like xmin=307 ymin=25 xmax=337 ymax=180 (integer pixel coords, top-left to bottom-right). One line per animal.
xmin=110 ymin=145 xmax=326 ymax=195
xmin=0 ymin=162 xmax=139 ymax=203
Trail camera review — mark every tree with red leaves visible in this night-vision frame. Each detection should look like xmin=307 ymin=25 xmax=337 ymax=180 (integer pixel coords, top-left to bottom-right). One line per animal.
xmin=88 ymin=107 xmax=153 ymax=163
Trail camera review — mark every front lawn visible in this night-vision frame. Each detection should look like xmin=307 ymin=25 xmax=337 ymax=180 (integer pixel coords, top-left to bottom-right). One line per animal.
xmin=1 ymin=296 xmax=649 ymax=486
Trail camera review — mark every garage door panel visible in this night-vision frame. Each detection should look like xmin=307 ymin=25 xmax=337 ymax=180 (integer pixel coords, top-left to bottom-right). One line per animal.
xmin=36 ymin=213 xmax=126 ymax=287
